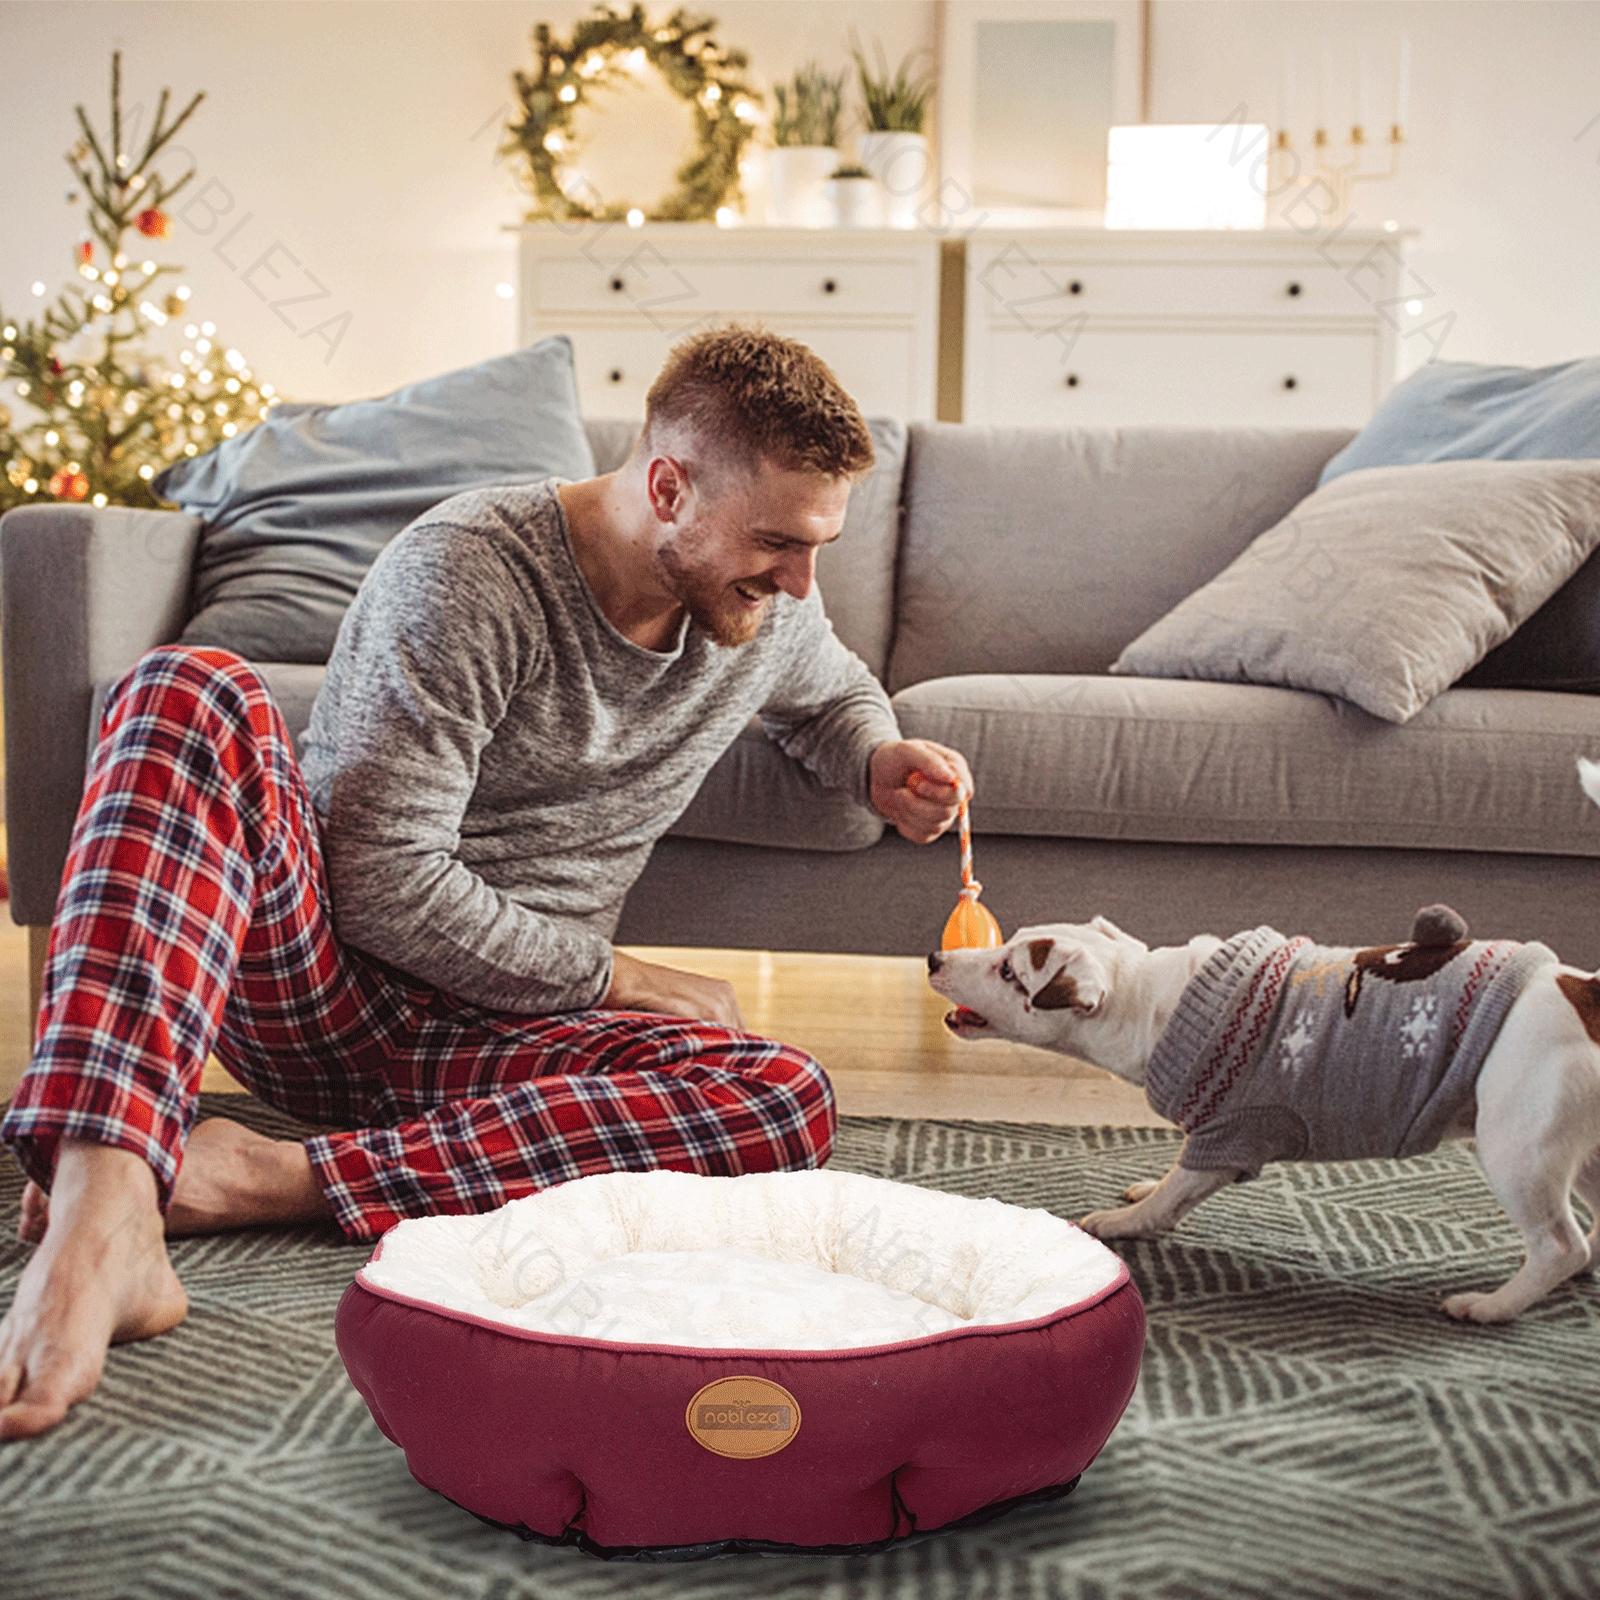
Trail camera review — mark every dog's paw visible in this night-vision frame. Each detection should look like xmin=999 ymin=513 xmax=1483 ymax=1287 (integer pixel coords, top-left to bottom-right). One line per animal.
xmin=1079 ymin=1206 xmax=1163 ymax=1240
xmin=1440 ymin=1290 xmax=1519 ymax=1324
xmin=1122 ymin=1179 xmax=1161 ymax=1204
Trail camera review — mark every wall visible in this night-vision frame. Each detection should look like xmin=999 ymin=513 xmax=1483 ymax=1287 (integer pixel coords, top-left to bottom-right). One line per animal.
xmin=1147 ymin=0 xmax=1600 ymax=376
xmin=1 ymin=0 xmax=1595 ymax=405
xmin=0 ymin=0 xmax=933 ymax=403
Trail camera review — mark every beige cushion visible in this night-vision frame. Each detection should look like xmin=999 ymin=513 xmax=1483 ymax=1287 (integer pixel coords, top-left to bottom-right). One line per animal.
xmin=891 ymin=672 xmax=1600 ymax=856
xmin=1113 ymin=459 xmax=1600 ymax=723
xmin=887 ymin=422 xmax=1354 ymax=691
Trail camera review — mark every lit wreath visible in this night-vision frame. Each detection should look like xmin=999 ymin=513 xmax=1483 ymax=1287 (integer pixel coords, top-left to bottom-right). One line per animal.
xmin=504 ymin=3 xmax=761 ymax=223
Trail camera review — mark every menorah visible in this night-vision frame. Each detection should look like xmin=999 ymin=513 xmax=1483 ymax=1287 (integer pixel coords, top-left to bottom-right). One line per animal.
xmin=1270 ymin=121 xmax=1405 ymax=224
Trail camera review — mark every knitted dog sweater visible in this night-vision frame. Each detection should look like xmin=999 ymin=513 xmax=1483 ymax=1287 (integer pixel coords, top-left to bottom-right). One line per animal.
xmin=1143 ymin=923 xmax=1559 ymax=1175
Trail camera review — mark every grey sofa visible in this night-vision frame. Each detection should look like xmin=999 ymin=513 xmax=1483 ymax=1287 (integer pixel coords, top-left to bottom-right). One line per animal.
xmin=8 ymin=417 xmax=1600 ymax=1023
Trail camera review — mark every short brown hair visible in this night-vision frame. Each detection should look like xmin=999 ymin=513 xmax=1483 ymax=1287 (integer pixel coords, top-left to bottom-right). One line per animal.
xmin=641 ymin=322 xmax=875 ymax=480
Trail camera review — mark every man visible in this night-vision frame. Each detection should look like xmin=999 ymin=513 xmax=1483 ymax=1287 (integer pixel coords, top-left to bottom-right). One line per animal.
xmin=0 ymin=324 xmax=973 ymax=1440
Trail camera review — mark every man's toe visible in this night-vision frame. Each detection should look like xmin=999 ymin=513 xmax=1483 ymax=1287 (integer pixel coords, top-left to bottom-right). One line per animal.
xmin=0 ymin=1392 xmax=72 ymax=1440
xmin=0 ymin=1356 xmax=99 ymax=1440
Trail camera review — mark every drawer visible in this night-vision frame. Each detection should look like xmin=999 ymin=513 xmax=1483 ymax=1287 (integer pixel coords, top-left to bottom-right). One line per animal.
xmin=780 ymin=321 xmax=928 ymax=419
xmin=969 ymin=326 xmax=1378 ymax=428
xmin=538 ymin=253 xmax=921 ymax=323
xmin=563 ymin=320 xmax=930 ymax=421
xmin=564 ymin=325 xmax=678 ymax=419
xmin=970 ymin=250 xmax=1390 ymax=324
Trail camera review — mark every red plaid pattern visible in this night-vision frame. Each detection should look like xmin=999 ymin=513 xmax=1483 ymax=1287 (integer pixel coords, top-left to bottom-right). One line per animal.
xmin=1 ymin=646 xmax=837 ymax=1241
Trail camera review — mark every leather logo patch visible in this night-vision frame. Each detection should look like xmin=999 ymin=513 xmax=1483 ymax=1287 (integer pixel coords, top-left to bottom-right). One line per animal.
xmin=685 ymin=1376 xmax=801 ymax=1458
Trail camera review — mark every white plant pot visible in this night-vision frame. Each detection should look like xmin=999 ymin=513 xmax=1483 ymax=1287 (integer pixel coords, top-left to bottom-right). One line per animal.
xmin=766 ymin=146 xmax=839 ymax=228
xmin=856 ymin=130 xmax=930 ymax=229
xmin=826 ymin=177 xmax=885 ymax=229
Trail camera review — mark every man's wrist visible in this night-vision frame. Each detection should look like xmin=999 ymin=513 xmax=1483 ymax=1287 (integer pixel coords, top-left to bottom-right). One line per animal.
xmin=865 ymin=737 xmax=899 ymax=808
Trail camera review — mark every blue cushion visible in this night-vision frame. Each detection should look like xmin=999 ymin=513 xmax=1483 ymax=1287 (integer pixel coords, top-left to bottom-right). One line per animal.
xmin=153 ymin=335 xmax=596 ymax=664
xmin=1317 ymin=355 xmax=1600 ymax=486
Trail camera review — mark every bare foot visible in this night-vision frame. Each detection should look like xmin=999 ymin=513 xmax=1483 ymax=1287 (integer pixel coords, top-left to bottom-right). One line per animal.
xmin=164 ymin=1116 xmax=331 ymax=1234
xmin=14 ymin=1118 xmax=331 ymax=1244
xmin=0 ymin=1147 xmax=188 ymax=1441
xmin=16 ymin=1180 xmax=48 ymax=1244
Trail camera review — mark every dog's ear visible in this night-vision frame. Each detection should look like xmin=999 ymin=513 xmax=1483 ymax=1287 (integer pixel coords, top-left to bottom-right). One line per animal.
xmin=1029 ymin=943 xmax=1108 ymax=1015
xmin=1090 ymin=914 xmax=1132 ymax=942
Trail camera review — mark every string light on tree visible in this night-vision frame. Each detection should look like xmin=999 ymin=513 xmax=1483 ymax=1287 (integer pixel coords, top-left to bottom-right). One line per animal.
xmin=0 ymin=51 xmax=277 ymax=513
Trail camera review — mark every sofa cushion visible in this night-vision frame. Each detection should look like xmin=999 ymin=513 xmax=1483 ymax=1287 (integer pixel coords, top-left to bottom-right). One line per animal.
xmin=891 ymin=673 xmax=1600 ymax=856
xmin=1317 ymin=355 xmax=1600 ymax=487
xmin=87 ymin=669 xmax=883 ymax=855
xmin=85 ymin=661 xmax=330 ymax=769
xmin=666 ymin=718 xmax=885 ymax=851
xmin=585 ymin=416 xmax=643 ymax=475
xmin=822 ymin=417 xmax=906 ymax=680
xmin=887 ymin=423 xmax=1355 ymax=692
xmin=154 ymin=336 xmax=596 ymax=667
xmin=1112 ymin=459 xmax=1600 ymax=724
xmin=1462 ymin=544 xmax=1600 ymax=693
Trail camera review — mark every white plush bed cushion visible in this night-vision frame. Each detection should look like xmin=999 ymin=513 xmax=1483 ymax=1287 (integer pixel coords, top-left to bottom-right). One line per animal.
xmin=359 ymin=1168 xmax=1124 ymax=1350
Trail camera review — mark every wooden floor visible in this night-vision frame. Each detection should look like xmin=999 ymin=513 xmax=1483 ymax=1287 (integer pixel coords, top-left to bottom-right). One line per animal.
xmin=0 ymin=920 xmax=1161 ymax=1126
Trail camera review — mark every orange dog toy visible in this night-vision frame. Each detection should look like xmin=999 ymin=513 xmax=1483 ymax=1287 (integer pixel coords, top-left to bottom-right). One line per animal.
xmin=941 ymin=787 xmax=1002 ymax=950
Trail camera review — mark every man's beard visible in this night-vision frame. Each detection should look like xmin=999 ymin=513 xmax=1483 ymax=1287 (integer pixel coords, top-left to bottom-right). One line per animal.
xmin=657 ymin=541 xmax=774 ymax=648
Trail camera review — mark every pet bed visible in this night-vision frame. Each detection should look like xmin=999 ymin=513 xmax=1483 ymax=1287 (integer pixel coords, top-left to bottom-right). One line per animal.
xmin=334 ymin=1167 xmax=1145 ymax=1560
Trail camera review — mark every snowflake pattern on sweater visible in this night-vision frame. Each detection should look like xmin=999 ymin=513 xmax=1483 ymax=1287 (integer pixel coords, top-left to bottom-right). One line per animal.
xmin=1143 ymin=924 xmax=1560 ymax=1176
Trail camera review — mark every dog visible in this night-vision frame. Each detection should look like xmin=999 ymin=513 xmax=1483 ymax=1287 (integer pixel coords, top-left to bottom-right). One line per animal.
xmin=926 ymin=759 xmax=1600 ymax=1323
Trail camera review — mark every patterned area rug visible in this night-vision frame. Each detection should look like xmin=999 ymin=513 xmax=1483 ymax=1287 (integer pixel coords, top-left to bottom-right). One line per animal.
xmin=2 ymin=1092 xmax=1598 ymax=1600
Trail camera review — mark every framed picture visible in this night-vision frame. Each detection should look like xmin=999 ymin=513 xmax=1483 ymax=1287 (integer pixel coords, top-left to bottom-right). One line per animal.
xmin=937 ymin=0 xmax=1149 ymax=226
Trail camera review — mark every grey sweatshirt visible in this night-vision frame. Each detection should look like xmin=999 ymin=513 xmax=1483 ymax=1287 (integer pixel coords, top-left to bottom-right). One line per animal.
xmin=297 ymin=476 xmax=900 ymax=1014
xmin=1144 ymin=924 xmax=1559 ymax=1175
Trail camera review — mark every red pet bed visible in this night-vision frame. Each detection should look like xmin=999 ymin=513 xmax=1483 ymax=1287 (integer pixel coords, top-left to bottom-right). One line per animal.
xmin=335 ymin=1168 xmax=1144 ymax=1560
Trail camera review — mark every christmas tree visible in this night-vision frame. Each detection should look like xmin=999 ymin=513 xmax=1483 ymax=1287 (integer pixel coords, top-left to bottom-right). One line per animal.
xmin=0 ymin=51 xmax=277 ymax=515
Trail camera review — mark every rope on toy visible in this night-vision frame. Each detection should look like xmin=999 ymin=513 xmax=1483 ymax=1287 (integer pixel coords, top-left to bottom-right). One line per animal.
xmin=943 ymin=785 xmax=1003 ymax=950
xmin=957 ymin=790 xmax=981 ymax=900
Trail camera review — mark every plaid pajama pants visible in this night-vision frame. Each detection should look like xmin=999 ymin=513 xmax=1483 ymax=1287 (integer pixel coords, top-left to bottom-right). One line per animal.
xmin=0 ymin=645 xmax=836 ymax=1242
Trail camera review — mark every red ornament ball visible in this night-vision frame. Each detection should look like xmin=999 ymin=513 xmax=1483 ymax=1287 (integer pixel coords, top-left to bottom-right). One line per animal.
xmin=135 ymin=208 xmax=170 ymax=239
xmin=48 ymin=468 xmax=90 ymax=502
xmin=48 ymin=356 xmax=64 ymax=376
xmin=76 ymin=239 xmax=93 ymax=265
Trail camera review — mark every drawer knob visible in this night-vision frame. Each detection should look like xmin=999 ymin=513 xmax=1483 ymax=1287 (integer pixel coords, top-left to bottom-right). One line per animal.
xmin=608 ymin=368 xmax=624 ymax=383
xmin=1069 ymin=279 xmax=1083 ymax=295
xmin=822 ymin=277 xmax=838 ymax=294
xmin=1282 ymin=375 xmax=1298 ymax=390
xmin=1286 ymin=280 xmax=1303 ymax=297
xmin=608 ymin=276 xmax=625 ymax=293
xmin=1065 ymin=373 xmax=1081 ymax=388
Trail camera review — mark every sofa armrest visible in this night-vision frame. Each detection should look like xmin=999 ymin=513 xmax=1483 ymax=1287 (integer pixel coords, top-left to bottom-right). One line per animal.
xmin=2 ymin=503 xmax=200 ymax=924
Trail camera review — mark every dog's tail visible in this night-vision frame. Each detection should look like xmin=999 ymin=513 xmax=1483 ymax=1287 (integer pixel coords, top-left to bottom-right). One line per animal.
xmin=1582 ymin=757 xmax=1600 ymax=811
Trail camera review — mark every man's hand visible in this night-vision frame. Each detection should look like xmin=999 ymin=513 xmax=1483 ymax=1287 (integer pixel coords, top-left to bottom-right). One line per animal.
xmin=869 ymin=739 xmax=975 ymax=845
xmin=603 ymin=950 xmax=745 ymax=1030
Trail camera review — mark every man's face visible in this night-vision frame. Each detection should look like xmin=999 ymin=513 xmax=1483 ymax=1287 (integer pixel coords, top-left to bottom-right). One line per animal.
xmin=654 ymin=455 xmax=850 ymax=647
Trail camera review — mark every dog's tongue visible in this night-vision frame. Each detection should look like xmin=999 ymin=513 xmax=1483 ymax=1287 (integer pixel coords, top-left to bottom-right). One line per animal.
xmin=946 ymin=1006 xmax=988 ymax=1030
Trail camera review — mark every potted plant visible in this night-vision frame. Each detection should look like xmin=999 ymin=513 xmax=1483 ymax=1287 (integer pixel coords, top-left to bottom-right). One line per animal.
xmin=767 ymin=61 xmax=846 ymax=228
xmin=850 ymin=31 xmax=934 ymax=228
xmin=824 ymin=162 xmax=884 ymax=228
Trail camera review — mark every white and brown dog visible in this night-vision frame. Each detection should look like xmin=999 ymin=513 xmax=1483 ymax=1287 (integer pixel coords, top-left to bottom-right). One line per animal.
xmin=927 ymin=759 xmax=1600 ymax=1323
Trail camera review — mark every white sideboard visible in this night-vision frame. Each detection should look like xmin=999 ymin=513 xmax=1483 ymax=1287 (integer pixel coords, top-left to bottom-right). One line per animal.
xmin=962 ymin=227 xmax=1418 ymax=428
xmin=515 ymin=223 xmax=942 ymax=421
xmin=514 ymin=222 xmax=1418 ymax=428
